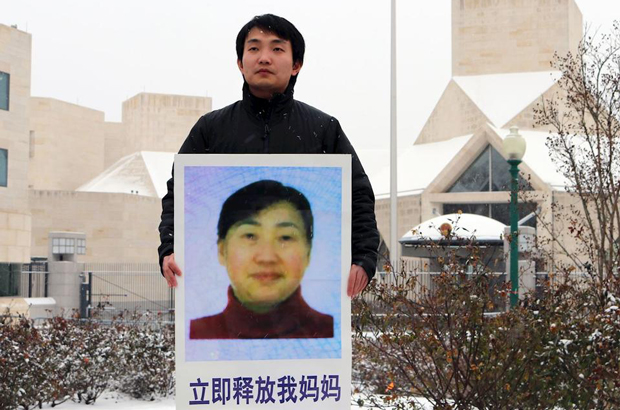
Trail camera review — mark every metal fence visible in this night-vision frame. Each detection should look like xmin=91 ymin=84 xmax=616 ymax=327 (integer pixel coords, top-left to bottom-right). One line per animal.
xmin=81 ymin=263 xmax=174 ymax=321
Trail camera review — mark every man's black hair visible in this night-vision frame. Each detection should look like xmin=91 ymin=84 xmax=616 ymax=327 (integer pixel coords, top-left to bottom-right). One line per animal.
xmin=217 ymin=180 xmax=313 ymax=245
xmin=236 ymin=14 xmax=306 ymax=66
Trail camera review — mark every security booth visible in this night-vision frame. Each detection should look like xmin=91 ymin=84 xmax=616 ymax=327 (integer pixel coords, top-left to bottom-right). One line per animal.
xmin=393 ymin=213 xmax=508 ymax=309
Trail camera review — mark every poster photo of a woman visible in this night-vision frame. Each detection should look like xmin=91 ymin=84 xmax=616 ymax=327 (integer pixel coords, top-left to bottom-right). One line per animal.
xmin=181 ymin=161 xmax=346 ymax=362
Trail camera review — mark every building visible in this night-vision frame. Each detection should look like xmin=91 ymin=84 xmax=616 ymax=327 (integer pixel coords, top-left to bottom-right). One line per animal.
xmin=1 ymin=0 xmax=587 ymax=272
xmin=0 ymin=23 xmax=212 ymax=266
xmin=372 ymin=0 xmax=584 ymax=268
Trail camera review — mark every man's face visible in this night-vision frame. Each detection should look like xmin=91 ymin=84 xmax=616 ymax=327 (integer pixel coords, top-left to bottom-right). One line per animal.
xmin=218 ymin=201 xmax=311 ymax=312
xmin=237 ymin=27 xmax=302 ymax=99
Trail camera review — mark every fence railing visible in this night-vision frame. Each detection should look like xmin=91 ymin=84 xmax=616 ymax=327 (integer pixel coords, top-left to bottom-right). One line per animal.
xmin=82 ymin=263 xmax=174 ymax=321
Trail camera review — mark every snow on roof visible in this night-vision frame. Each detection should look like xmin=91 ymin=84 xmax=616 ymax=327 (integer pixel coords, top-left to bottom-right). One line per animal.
xmin=454 ymin=71 xmax=561 ymax=128
xmin=492 ymin=125 xmax=568 ymax=190
xmin=373 ymin=134 xmax=473 ymax=199
xmin=400 ymin=213 xmax=506 ymax=243
xmin=23 ymin=297 xmax=56 ymax=306
xmin=141 ymin=152 xmax=174 ymax=197
xmin=77 ymin=151 xmax=174 ymax=198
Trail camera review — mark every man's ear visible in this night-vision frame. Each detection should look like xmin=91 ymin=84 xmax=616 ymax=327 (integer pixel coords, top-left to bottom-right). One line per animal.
xmin=237 ymin=59 xmax=244 ymax=72
xmin=218 ymin=241 xmax=226 ymax=266
xmin=291 ymin=61 xmax=302 ymax=76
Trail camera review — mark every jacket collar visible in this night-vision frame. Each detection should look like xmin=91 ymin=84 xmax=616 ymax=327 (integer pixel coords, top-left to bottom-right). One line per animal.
xmin=241 ymin=77 xmax=296 ymax=120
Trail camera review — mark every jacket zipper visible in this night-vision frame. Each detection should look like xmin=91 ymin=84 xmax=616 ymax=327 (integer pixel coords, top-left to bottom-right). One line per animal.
xmin=261 ymin=106 xmax=272 ymax=153
xmin=263 ymin=122 xmax=270 ymax=153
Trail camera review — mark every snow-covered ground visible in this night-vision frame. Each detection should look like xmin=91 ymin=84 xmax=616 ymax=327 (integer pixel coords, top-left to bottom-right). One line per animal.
xmin=40 ymin=391 xmax=434 ymax=409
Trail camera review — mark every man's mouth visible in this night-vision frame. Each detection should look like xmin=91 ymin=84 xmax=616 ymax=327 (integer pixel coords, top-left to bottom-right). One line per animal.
xmin=256 ymin=69 xmax=273 ymax=74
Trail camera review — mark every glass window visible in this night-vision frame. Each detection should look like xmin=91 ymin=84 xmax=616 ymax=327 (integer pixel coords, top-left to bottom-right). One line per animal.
xmin=448 ymin=145 xmax=532 ymax=193
xmin=77 ymin=239 xmax=86 ymax=255
xmin=491 ymin=146 xmax=511 ymax=191
xmin=490 ymin=203 xmax=537 ymax=228
xmin=449 ymin=147 xmax=490 ymax=192
xmin=0 ymin=149 xmax=6 ymax=187
xmin=66 ymin=238 xmax=75 ymax=254
xmin=0 ymin=72 xmax=9 ymax=111
xmin=444 ymin=203 xmax=490 ymax=217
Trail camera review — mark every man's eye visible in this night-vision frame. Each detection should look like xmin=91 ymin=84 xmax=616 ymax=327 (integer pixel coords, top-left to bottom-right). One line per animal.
xmin=280 ymin=235 xmax=294 ymax=242
xmin=274 ymin=47 xmax=284 ymax=52
xmin=248 ymin=47 xmax=259 ymax=52
xmin=243 ymin=233 xmax=256 ymax=240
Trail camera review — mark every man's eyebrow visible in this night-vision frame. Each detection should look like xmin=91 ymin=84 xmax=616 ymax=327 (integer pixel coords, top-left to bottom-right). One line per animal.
xmin=246 ymin=38 xmax=288 ymax=45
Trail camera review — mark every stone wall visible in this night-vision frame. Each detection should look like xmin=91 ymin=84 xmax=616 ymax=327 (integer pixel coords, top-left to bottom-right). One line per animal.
xmin=29 ymin=190 xmax=161 ymax=264
xmin=120 ymin=93 xmax=212 ymax=161
xmin=0 ymin=24 xmax=32 ymax=263
xmin=29 ymin=97 xmax=105 ymax=191
xmin=452 ymin=0 xmax=582 ymax=76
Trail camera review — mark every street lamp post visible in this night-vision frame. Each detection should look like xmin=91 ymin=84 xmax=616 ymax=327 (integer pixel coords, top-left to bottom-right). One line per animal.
xmin=503 ymin=126 xmax=526 ymax=308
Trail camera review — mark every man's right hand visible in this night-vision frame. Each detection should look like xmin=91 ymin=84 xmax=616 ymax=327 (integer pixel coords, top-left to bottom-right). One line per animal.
xmin=163 ymin=253 xmax=182 ymax=288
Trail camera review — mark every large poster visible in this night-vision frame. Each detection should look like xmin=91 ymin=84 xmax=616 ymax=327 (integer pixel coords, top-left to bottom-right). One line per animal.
xmin=175 ymin=154 xmax=351 ymax=409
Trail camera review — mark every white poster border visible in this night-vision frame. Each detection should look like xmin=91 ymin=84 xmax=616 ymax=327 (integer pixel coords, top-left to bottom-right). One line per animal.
xmin=175 ymin=154 xmax=352 ymax=409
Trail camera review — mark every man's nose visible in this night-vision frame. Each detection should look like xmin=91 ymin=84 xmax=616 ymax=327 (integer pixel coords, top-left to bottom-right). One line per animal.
xmin=258 ymin=50 xmax=272 ymax=64
xmin=254 ymin=240 xmax=278 ymax=263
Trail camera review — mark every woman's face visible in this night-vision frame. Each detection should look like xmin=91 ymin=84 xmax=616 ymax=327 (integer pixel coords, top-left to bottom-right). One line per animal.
xmin=218 ymin=201 xmax=311 ymax=312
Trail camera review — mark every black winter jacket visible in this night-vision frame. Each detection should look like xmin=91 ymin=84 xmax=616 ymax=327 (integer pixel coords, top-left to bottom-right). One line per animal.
xmin=158 ymin=82 xmax=379 ymax=279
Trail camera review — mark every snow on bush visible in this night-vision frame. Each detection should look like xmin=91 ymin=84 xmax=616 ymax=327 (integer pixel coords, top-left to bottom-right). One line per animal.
xmin=0 ymin=311 xmax=174 ymax=409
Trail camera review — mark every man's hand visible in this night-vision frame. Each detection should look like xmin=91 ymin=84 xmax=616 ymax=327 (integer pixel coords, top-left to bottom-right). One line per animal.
xmin=347 ymin=264 xmax=369 ymax=297
xmin=163 ymin=253 xmax=183 ymax=288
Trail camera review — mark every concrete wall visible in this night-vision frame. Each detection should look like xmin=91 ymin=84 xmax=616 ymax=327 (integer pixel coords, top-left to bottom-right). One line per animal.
xmin=375 ymin=194 xmax=423 ymax=248
xmin=0 ymin=25 xmax=31 ymax=263
xmin=29 ymin=190 xmax=161 ymax=264
xmin=103 ymin=121 xmax=125 ymax=169
xmin=452 ymin=0 xmax=582 ymax=76
xmin=120 ymin=93 xmax=212 ymax=161
xmin=28 ymin=97 xmax=105 ymax=191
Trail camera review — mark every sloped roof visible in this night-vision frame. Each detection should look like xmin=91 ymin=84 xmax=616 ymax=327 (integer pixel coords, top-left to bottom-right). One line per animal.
xmin=76 ymin=125 xmax=568 ymax=200
xmin=373 ymin=134 xmax=473 ymax=199
xmin=454 ymin=71 xmax=561 ymax=128
xmin=77 ymin=151 xmax=173 ymax=198
xmin=400 ymin=213 xmax=506 ymax=243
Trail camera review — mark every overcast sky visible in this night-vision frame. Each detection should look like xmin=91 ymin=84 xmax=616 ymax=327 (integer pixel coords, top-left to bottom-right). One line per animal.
xmin=2 ymin=0 xmax=619 ymax=157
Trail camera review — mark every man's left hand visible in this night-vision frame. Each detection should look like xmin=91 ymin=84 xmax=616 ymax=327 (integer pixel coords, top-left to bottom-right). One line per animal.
xmin=347 ymin=264 xmax=369 ymax=297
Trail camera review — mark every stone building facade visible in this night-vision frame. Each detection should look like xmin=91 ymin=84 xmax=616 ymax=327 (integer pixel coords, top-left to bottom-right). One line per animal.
xmin=374 ymin=0 xmax=584 ymax=268
xmin=0 ymin=23 xmax=212 ymax=264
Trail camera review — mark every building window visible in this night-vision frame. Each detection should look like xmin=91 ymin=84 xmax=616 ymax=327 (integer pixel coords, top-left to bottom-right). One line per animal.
xmin=52 ymin=238 xmax=76 ymax=255
xmin=0 ymin=148 xmax=7 ymax=187
xmin=0 ymin=72 xmax=9 ymax=111
xmin=0 ymin=263 xmax=21 ymax=297
xmin=448 ymin=145 xmax=531 ymax=193
xmin=77 ymin=239 xmax=86 ymax=255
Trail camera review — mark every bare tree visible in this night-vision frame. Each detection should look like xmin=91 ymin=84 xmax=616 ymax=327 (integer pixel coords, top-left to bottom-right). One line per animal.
xmin=535 ymin=21 xmax=620 ymax=294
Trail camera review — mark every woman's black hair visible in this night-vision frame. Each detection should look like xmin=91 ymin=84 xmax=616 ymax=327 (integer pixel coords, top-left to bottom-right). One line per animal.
xmin=236 ymin=14 xmax=306 ymax=66
xmin=217 ymin=180 xmax=313 ymax=244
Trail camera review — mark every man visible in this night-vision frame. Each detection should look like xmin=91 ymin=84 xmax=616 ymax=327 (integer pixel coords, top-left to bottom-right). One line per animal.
xmin=190 ymin=180 xmax=333 ymax=339
xmin=159 ymin=14 xmax=379 ymax=297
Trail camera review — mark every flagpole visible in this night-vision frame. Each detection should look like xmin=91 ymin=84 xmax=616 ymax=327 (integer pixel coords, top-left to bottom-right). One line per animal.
xmin=390 ymin=0 xmax=398 ymax=270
